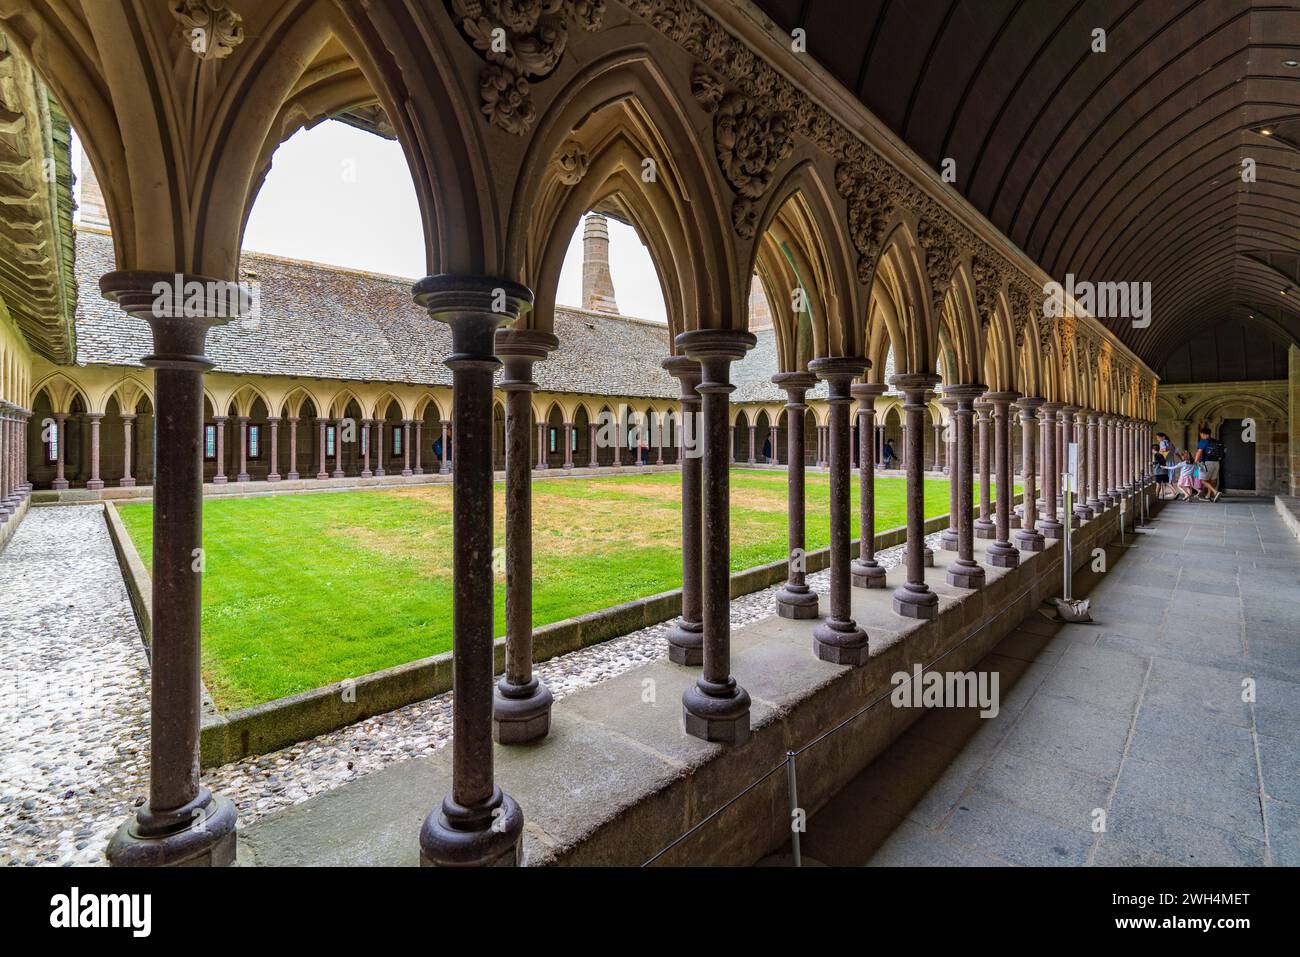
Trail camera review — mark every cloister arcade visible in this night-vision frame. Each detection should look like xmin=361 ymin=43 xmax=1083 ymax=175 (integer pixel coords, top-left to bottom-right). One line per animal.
xmin=0 ymin=0 xmax=1180 ymax=869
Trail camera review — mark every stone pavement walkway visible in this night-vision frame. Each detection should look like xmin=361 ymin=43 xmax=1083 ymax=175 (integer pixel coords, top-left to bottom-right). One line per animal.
xmin=791 ymin=497 xmax=1300 ymax=866
xmin=0 ymin=505 xmax=151 ymax=867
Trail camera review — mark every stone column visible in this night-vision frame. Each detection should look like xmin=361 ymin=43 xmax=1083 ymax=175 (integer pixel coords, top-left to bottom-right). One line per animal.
xmin=774 ymin=373 xmax=819 ymax=619
xmin=974 ymin=400 xmax=994 ymax=538
xmin=587 ymin=422 xmax=598 ymax=468
xmin=50 ymin=413 xmax=69 ymax=490
xmin=101 ymin=270 xmax=238 ymax=866
xmin=373 ymin=421 xmax=386 ymax=478
xmin=120 ymin=413 xmax=137 ymax=487
xmin=851 ymin=383 xmax=888 ymax=588
xmin=665 ymin=358 xmax=706 ymax=663
xmin=1056 ymin=410 xmax=1066 ymax=509
xmin=414 ymin=421 xmax=424 ymax=475
xmin=268 ymin=417 xmax=281 ymax=482
xmin=83 ymin=412 xmax=104 ymax=491
xmin=313 ymin=418 xmax=327 ymax=480
xmin=287 ymin=417 xmax=300 ymax=481
xmin=850 ymin=417 xmax=858 ymax=469
xmin=440 ymin=420 xmax=451 ymax=474
xmin=1062 ymin=406 xmax=1087 ymax=521
xmin=564 ymin=423 xmax=575 ymax=469
xmin=656 ymin=420 xmax=664 ymax=465
xmin=677 ymin=329 xmax=756 ymax=744
xmin=747 ymin=423 xmax=756 ymax=464
xmin=892 ymin=374 xmax=943 ymax=618
xmin=1014 ymin=397 xmax=1045 ymax=551
xmin=335 ymin=416 xmax=351 ymax=478
xmin=1039 ymin=404 xmax=1063 ymax=538
xmin=0 ymin=406 xmax=11 ymax=518
xmin=494 ymin=330 xmax=559 ymax=745
xmin=534 ymin=421 xmax=546 ymax=470
xmin=946 ymin=385 xmax=986 ymax=588
xmin=238 ymin=416 xmax=251 ymax=482
xmin=212 ymin=416 xmax=228 ymax=484
xmin=985 ymin=392 xmax=1021 ymax=568
xmin=412 ymin=274 xmax=529 ymax=868
xmin=401 ymin=421 xmax=412 ymax=476
xmin=359 ymin=419 xmax=372 ymax=478
xmin=769 ymin=424 xmax=779 ymax=465
xmin=939 ymin=398 xmax=959 ymax=550
xmin=809 ymin=358 xmax=870 ymax=664
xmin=876 ymin=423 xmax=884 ymax=465
xmin=1086 ymin=411 xmax=1102 ymax=513
xmin=932 ymin=422 xmax=942 ymax=471
xmin=1095 ymin=414 xmax=1111 ymax=508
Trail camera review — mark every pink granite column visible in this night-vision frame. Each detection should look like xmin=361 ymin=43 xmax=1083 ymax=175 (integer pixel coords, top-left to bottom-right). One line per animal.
xmin=237 ymin=416 xmax=251 ymax=482
xmin=414 ymin=420 xmax=424 ymax=475
xmin=373 ymin=420 xmax=385 ymax=478
xmin=439 ymin=420 xmax=450 ymax=474
xmin=267 ymin=417 xmax=281 ymax=482
xmin=212 ymin=415 xmax=228 ymax=484
xmin=120 ymin=413 xmax=137 ymax=487
xmin=1014 ymin=397 xmax=1045 ymax=551
xmin=286 ymin=416 xmax=300 ymax=481
xmin=851 ymin=383 xmax=888 ymax=588
xmin=315 ymin=417 xmax=328 ymax=480
xmin=588 ymin=422 xmax=598 ymax=468
xmin=401 ymin=421 xmax=412 ymax=476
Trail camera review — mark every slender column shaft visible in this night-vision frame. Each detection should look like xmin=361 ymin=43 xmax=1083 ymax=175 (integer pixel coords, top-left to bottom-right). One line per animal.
xmin=809 ymin=359 xmax=870 ymax=664
xmin=373 ymin=421 xmax=385 ymax=477
xmin=120 ymin=413 xmax=136 ymax=487
xmin=239 ymin=416 xmax=251 ymax=481
xmin=535 ymin=421 xmax=546 ymax=470
xmin=359 ymin=418 xmax=371 ymax=478
xmin=892 ymin=374 xmax=942 ymax=618
xmin=1039 ymin=404 xmax=1063 ymax=537
xmin=985 ymin=393 xmax=1020 ymax=568
xmin=1087 ymin=412 xmax=1101 ymax=511
xmin=414 ymin=421 xmax=424 ymax=475
xmin=401 ymin=421 xmax=412 ymax=475
xmin=588 ymin=422 xmax=598 ymax=468
xmin=665 ymin=359 xmax=705 ymax=661
xmin=1014 ymin=398 xmax=1045 ymax=551
xmin=85 ymin=413 xmax=104 ymax=490
xmin=774 ymin=373 xmax=819 ymax=617
xmin=413 ymin=275 xmax=527 ymax=867
xmin=564 ymin=423 xmax=574 ymax=469
xmin=851 ymin=383 xmax=887 ymax=588
xmin=975 ymin=401 xmax=994 ymax=538
xmin=316 ymin=418 xmax=328 ymax=480
xmin=946 ymin=385 xmax=986 ymax=588
xmin=939 ymin=399 xmax=959 ymax=550
xmin=440 ymin=420 xmax=450 ymax=473
xmin=212 ymin=416 xmax=227 ymax=484
xmin=268 ymin=417 xmax=281 ymax=481
xmin=287 ymin=417 xmax=300 ymax=481
xmin=679 ymin=330 xmax=755 ymax=745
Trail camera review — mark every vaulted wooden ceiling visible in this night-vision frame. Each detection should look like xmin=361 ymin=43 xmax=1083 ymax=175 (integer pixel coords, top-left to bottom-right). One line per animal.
xmin=754 ymin=0 xmax=1300 ymax=379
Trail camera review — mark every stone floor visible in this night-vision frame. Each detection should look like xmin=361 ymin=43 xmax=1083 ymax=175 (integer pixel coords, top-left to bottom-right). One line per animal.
xmin=786 ymin=497 xmax=1300 ymax=867
xmin=0 ymin=505 xmax=151 ymax=867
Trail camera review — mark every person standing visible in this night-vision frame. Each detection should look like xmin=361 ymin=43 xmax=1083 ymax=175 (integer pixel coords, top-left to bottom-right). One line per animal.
xmin=882 ymin=438 xmax=898 ymax=469
xmin=1193 ymin=425 xmax=1224 ymax=502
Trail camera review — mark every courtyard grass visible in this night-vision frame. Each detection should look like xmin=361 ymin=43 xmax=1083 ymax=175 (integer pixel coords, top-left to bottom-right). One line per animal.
xmin=118 ymin=468 xmax=991 ymax=711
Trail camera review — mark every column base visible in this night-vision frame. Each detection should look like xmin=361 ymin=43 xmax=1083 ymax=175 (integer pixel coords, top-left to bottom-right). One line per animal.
xmin=1099 ymin=494 xmax=1114 ymax=509
xmin=947 ymin=560 xmax=985 ymax=589
xmin=906 ymin=547 xmax=934 ymax=568
xmin=440 ymin=465 xmax=451 ymax=474
xmin=666 ymin=618 xmax=703 ymax=666
xmin=359 ymin=470 xmax=372 ymax=479
xmin=492 ymin=677 xmax=553 ymax=745
xmin=419 ymin=787 xmax=523 ymax=867
xmin=374 ymin=469 xmax=385 ymax=478
xmin=776 ymin=584 xmax=820 ymax=619
xmin=401 ymin=468 xmax=413 ymax=477
xmin=813 ymin=618 xmax=870 ymax=666
xmin=851 ymin=558 xmax=887 ymax=589
xmin=329 ymin=469 xmax=343 ymax=479
xmin=212 ymin=476 xmax=228 ymax=485
xmin=51 ymin=479 xmax=69 ymax=490
xmin=1014 ymin=528 xmax=1045 ymax=551
xmin=119 ymin=477 xmax=136 ymax=488
xmin=682 ymin=678 xmax=751 ymax=745
xmin=986 ymin=541 xmax=1020 ymax=568
xmin=286 ymin=471 xmax=300 ymax=481
xmin=1039 ymin=519 xmax=1065 ymax=540
xmin=85 ymin=479 xmax=104 ymax=491
xmin=892 ymin=582 xmax=938 ymax=620
xmin=563 ymin=462 xmax=574 ymax=470
xmin=106 ymin=788 xmax=237 ymax=867
xmin=238 ymin=473 xmax=251 ymax=483
xmin=974 ymin=519 xmax=995 ymax=539
xmin=414 ymin=467 xmax=424 ymax=476
xmin=939 ymin=528 xmax=959 ymax=551
xmin=315 ymin=472 xmax=329 ymax=481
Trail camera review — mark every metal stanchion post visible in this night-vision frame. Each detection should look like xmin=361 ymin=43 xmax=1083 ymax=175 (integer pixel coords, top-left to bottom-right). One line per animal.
xmin=786 ymin=750 xmax=801 ymax=868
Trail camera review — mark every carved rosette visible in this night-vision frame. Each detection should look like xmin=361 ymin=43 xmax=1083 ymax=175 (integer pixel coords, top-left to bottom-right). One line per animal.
xmin=448 ymin=0 xmax=605 ymax=135
xmin=173 ymin=0 xmax=244 ymax=60
xmin=553 ymin=137 xmax=590 ymax=185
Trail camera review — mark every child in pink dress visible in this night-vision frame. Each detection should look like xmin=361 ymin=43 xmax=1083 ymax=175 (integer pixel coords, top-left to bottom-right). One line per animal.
xmin=1173 ymin=451 xmax=1200 ymax=500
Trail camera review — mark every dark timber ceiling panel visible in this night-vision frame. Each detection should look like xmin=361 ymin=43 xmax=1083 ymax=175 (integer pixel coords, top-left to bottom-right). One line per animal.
xmin=754 ymin=0 xmax=1300 ymax=373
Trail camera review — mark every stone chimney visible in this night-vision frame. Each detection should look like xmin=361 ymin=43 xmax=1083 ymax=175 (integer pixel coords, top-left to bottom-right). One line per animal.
xmin=77 ymin=150 xmax=110 ymax=230
xmin=582 ymin=212 xmax=619 ymax=314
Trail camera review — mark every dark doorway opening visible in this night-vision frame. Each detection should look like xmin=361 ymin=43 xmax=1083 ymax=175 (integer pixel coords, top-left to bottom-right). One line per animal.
xmin=1218 ymin=419 xmax=1255 ymax=491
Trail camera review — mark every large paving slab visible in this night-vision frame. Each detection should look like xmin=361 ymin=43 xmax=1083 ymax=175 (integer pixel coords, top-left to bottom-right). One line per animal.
xmin=794 ymin=496 xmax=1300 ymax=866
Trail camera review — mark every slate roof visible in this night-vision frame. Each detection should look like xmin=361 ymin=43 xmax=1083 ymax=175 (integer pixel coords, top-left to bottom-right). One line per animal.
xmin=73 ymin=227 xmax=797 ymax=403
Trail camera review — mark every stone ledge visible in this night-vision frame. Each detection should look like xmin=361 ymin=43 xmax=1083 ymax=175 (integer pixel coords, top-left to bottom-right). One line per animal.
xmin=0 ymin=495 xmax=32 ymax=555
xmin=239 ymin=494 xmax=1126 ymax=866
xmin=1274 ymin=495 xmax=1300 ymax=544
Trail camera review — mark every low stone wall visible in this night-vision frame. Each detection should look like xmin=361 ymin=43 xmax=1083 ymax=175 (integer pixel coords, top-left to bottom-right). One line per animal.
xmin=1275 ymin=495 xmax=1300 ymax=543
xmin=0 ymin=495 xmax=31 ymax=555
xmin=102 ymin=488 xmax=1018 ymax=769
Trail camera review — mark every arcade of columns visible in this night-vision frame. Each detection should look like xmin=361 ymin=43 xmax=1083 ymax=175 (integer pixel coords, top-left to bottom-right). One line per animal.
xmin=0 ymin=0 xmax=1157 ymax=867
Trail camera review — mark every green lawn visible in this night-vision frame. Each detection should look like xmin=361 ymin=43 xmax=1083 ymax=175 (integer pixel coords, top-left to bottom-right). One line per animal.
xmin=118 ymin=468 xmax=980 ymax=710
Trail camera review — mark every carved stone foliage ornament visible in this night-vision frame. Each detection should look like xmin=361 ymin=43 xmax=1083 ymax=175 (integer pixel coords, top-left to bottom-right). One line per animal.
xmin=835 ymin=157 xmax=895 ymax=287
xmin=1007 ymin=284 xmax=1031 ymax=348
xmin=173 ymin=0 xmax=244 ymax=60
xmin=553 ymin=138 xmax=590 ymax=185
xmin=447 ymin=0 xmax=605 ymax=135
xmin=971 ymin=256 xmax=1001 ymax=328
xmin=693 ymin=66 xmax=793 ymax=239
xmin=917 ymin=218 xmax=959 ymax=312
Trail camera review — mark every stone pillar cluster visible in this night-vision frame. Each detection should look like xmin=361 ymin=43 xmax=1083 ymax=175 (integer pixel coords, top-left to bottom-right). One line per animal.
xmin=0 ymin=402 xmax=33 ymax=526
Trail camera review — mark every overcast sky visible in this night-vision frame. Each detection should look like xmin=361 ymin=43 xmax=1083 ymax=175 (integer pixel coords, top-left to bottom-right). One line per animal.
xmin=228 ymin=120 xmax=666 ymax=324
